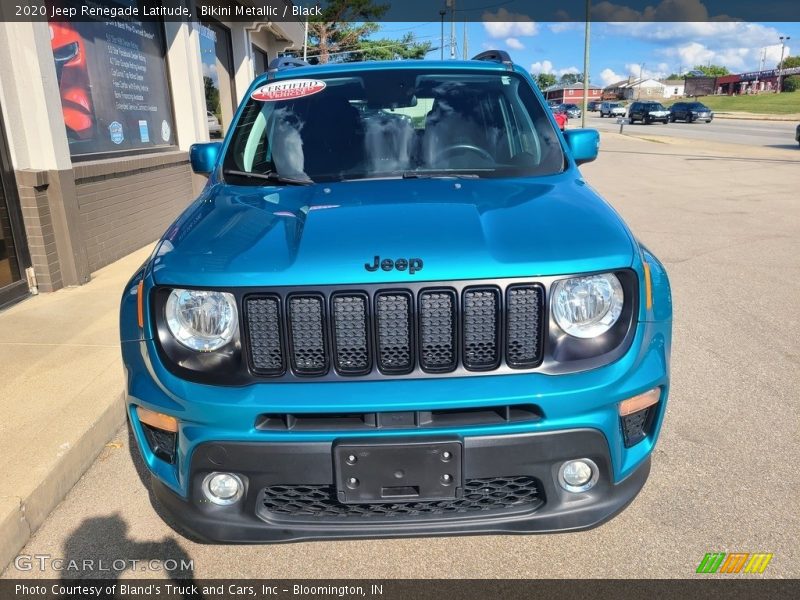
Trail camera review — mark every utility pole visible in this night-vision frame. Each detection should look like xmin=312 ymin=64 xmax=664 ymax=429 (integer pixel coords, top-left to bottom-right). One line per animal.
xmin=581 ymin=0 xmax=591 ymax=128
xmin=637 ymin=63 xmax=645 ymax=99
xmin=778 ymin=36 xmax=791 ymax=93
xmin=463 ymin=22 xmax=468 ymax=59
xmin=449 ymin=0 xmax=456 ymax=59
xmin=302 ymin=17 xmax=308 ymax=61
xmin=439 ymin=10 xmax=446 ymax=60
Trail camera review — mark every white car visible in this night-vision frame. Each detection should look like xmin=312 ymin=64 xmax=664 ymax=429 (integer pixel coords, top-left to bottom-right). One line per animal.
xmin=207 ymin=111 xmax=222 ymax=138
xmin=599 ymin=102 xmax=626 ymax=118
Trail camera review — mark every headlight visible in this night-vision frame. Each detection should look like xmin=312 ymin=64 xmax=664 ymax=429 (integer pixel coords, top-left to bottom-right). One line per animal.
xmin=165 ymin=289 xmax=238 ymax=351
xmin=552 ymin=273 xmax=624 ymax=338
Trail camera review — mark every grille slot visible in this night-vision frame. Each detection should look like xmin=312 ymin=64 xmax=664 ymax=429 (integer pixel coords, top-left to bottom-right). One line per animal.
xmin=375 ymin=292 xmax=413 ymax=373
xmin=505 ymin=285 xmax=545 ymax=368
xmin=257 ymin=477 xmax=543 ymax=521
xmin=462 ymin=288 xmax=500 ymax=370
xmin=418 ymin=290 xmax=457 ymax=372
xmin=331 ymin=294 xmax=370 ymax=374
xmin=288 ymin=295 xmax=328 ymax=375
xmin=245 ymin=296 xmax=284 ymax=375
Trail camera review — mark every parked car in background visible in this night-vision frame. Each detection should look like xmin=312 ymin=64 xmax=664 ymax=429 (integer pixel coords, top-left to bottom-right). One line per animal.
xmin=587 ymin=101 xmax=600 ymax=112
xmin=628 ymin=101 xmax=670 ymax=124
xmin=599 ymin=102 xmax=626 ymax=118
xmin=796 ymin=123 xmax=800 ymax=147
xmin=669 ymin=102 xmax=713 ymax=123
xmin=550 ymin=104 xmax=568 ymax=130
xmin=207 ymin=111 xmax=222 ymax=138
xmin=560 ymin=103 xmax=582 ymax=119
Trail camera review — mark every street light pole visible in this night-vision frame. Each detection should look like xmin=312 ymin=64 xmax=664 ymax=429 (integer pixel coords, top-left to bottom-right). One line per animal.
xmin=439 ymin=10 xmax=446 ymax=60
xmin=450 ymin=0 xmax=456 ymax=60
xmin=778 ymin=36 xmax=791 ymax=93
xmin=581 ymin=0 xmax=591 ymax=128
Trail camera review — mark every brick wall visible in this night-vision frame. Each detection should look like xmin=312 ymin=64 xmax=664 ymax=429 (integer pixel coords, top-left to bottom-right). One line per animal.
xmin=73 ymin=151 xmax=193 ymax=273
xmin=15 ymin=170 xmax=62 ymax=292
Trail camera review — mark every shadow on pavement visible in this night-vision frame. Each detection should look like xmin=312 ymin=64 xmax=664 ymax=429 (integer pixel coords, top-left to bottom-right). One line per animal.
xmin=126 ymin=420 xmax=207 ymax=544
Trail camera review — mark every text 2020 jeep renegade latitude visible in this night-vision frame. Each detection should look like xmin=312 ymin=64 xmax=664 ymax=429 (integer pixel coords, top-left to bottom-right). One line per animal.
xmin=120 ymin=52 xmax=672 ymax=542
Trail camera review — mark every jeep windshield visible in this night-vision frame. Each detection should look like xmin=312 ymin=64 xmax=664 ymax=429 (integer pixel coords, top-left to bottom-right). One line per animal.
xmin=222 ymin=69 xmax=564 ymax=184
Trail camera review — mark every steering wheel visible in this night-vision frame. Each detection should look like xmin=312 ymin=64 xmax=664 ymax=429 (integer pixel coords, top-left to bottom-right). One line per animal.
xmin=433 ymin=144 xmax=494 ymax=166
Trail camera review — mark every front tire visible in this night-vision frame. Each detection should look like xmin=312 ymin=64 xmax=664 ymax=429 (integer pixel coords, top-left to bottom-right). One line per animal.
xmin=686 ymin=114 xmax=693 ymax=124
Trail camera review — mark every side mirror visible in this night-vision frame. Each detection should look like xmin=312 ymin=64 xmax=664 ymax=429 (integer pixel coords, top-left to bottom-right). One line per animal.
xmin=563 ymin=129 xmax=600 ymax=165
xmin=189 ymin=142 xmax=222 ymax=176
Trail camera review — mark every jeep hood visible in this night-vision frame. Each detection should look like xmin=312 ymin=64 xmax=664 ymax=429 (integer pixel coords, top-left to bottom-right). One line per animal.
xmin=151 ymin=177 xmax=636 ymax=287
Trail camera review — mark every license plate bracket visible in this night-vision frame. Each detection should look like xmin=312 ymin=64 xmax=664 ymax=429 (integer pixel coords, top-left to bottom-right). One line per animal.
xmin=333 ymin=439 xmax=462 ymax=504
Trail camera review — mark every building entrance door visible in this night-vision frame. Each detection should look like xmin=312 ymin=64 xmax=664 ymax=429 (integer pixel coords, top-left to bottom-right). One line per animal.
xmin=0 ymin=103 xmax=31 ymax=308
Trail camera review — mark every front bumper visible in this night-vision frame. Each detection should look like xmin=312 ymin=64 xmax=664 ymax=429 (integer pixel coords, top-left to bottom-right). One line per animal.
xmin=150 ymin=429 xmax=651 ymax=543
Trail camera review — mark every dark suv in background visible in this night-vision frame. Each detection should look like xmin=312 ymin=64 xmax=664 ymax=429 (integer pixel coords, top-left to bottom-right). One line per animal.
xmin=669 ymin=102 xmax=713 ymax=123
xmin=628 ymin=102 xmax=670 ymax=125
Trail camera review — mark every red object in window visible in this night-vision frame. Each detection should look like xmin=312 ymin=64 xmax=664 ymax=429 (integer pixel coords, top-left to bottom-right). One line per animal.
xmin=49 ymin=21 xmax=95 ymax=141
xmin=552 ymin=110 xmax=568 ymax=131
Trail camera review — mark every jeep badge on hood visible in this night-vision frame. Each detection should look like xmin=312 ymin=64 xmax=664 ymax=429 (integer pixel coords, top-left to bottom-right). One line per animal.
xmin=364 ymin=256 xmax=424 ymax=275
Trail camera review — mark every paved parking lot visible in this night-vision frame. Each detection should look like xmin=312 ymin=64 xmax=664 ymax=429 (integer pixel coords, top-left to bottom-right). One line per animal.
xmin=3 ymin=132 xmax=799 ymax=579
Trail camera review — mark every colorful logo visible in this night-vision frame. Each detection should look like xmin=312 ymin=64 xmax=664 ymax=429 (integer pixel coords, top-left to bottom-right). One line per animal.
xmin=251 ymin=79 xmax=327 ymax=102
xmin=108 ymin=121 xmax=124 ymax=145
xmin=697 ymin=552 xmax=773 ymax=574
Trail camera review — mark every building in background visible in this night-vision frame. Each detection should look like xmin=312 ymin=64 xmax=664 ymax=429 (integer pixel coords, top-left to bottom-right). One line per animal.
xmin=542 ymin=82 xmax=603 ymax=105
xmin=0 ymin=1 xmax=303 ymax=307
xmin=660 ymin=79 xmax=685 ymax=98
xmin=602 ymin=78 xmax=667 ymax=101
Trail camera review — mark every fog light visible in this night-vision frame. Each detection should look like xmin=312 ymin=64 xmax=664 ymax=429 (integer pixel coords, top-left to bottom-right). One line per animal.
xmin=202 ymin=472 xmax=244 ymax=505
xmin=558 ymin=459 xmax=599 ymax=493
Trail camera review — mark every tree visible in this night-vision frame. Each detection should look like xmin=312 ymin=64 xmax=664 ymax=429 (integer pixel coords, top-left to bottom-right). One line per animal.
xmin=341 ymin=32 xmax=431 ymax=62
xmin=204 ymin=76 xmax=220 ymax=119
xmin=307 ymin=0 xmax=389 ymax=64
xmin=665 ymin=73 xmax=683 ymax=80
xmin=780 ymin=55 xmax=800 ymax=69
xmin=690 ymin=65 xmax=730 ymax=77
xmin=558 ymin=73 xmax=582 ymax=86
xmin=782 ymin=75 xmax=800 ymax=92
xmin=533 ymin=73 xmax=557 ymax=89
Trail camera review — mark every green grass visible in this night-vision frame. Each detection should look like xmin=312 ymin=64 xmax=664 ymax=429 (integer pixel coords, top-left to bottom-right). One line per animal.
xmin=662 ymin=92 xmax=800 ymax=114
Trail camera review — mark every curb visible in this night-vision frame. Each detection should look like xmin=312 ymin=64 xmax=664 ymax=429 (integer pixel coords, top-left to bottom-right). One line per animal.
xmin=0 ymin=390 xmax=126 ymax=573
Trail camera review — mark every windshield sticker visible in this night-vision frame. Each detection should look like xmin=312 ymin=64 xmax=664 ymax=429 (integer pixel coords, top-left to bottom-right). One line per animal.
xmin=251 ymin=79 xmax=327 ymax=102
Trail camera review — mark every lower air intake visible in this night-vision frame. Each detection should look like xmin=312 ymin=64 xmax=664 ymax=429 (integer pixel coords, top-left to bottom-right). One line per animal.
xmin=257 ymin=476 xmax=543 ymax=521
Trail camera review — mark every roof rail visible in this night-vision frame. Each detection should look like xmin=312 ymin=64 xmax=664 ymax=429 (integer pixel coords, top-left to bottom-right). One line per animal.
xmin=267 ymin=56 xmax=309 ymax=79
xmin=471 ymin=50 xmax=514 ymax=70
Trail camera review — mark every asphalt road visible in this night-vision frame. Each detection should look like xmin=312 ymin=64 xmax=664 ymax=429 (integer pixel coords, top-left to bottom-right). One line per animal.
xmin=4 ymin=133 xmax=800 ymax=580
xmin=581 ymin=114 xmax=798 ymax=150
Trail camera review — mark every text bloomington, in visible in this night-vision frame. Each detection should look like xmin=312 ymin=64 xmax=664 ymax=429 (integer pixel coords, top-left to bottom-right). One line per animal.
xmin=16 ymin=584 xmax=384 ymax=597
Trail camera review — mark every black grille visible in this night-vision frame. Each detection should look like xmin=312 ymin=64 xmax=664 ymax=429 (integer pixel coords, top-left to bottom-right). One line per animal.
xmin=243 ymin=282 xmax=544 ymax=379
xmin=506 ymin=286 xmax=544 ymax=368
xmin=375 ymin=292 xmax=413 ymax=373
xmin=463 ymin=288 xmax=500 ymax=369
xmin=419 ymin=290 xmax=456 ymax=371
xmin=288 ymin=295 xmax=327 ymax=374
xmin=245 ymin=296 xmax=284 ymax=375
xmin=331 ymin=294 xmax=370 ymax=374
xmin=622 ymin=407 xmax=655 ymax=447
xmin=257 ymin=477 xmax=543 ymax=521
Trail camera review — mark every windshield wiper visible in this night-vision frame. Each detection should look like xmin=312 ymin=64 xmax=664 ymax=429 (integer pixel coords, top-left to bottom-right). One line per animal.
xmin=222 ymin=169 xmax=314 ymax=186
xmin=401 ymin=171 xmax=481 ymax=179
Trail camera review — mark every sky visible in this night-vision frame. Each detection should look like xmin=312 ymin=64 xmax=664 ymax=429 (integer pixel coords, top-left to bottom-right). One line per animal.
xmin=373 ymin=19 xmax=800 ymax=86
